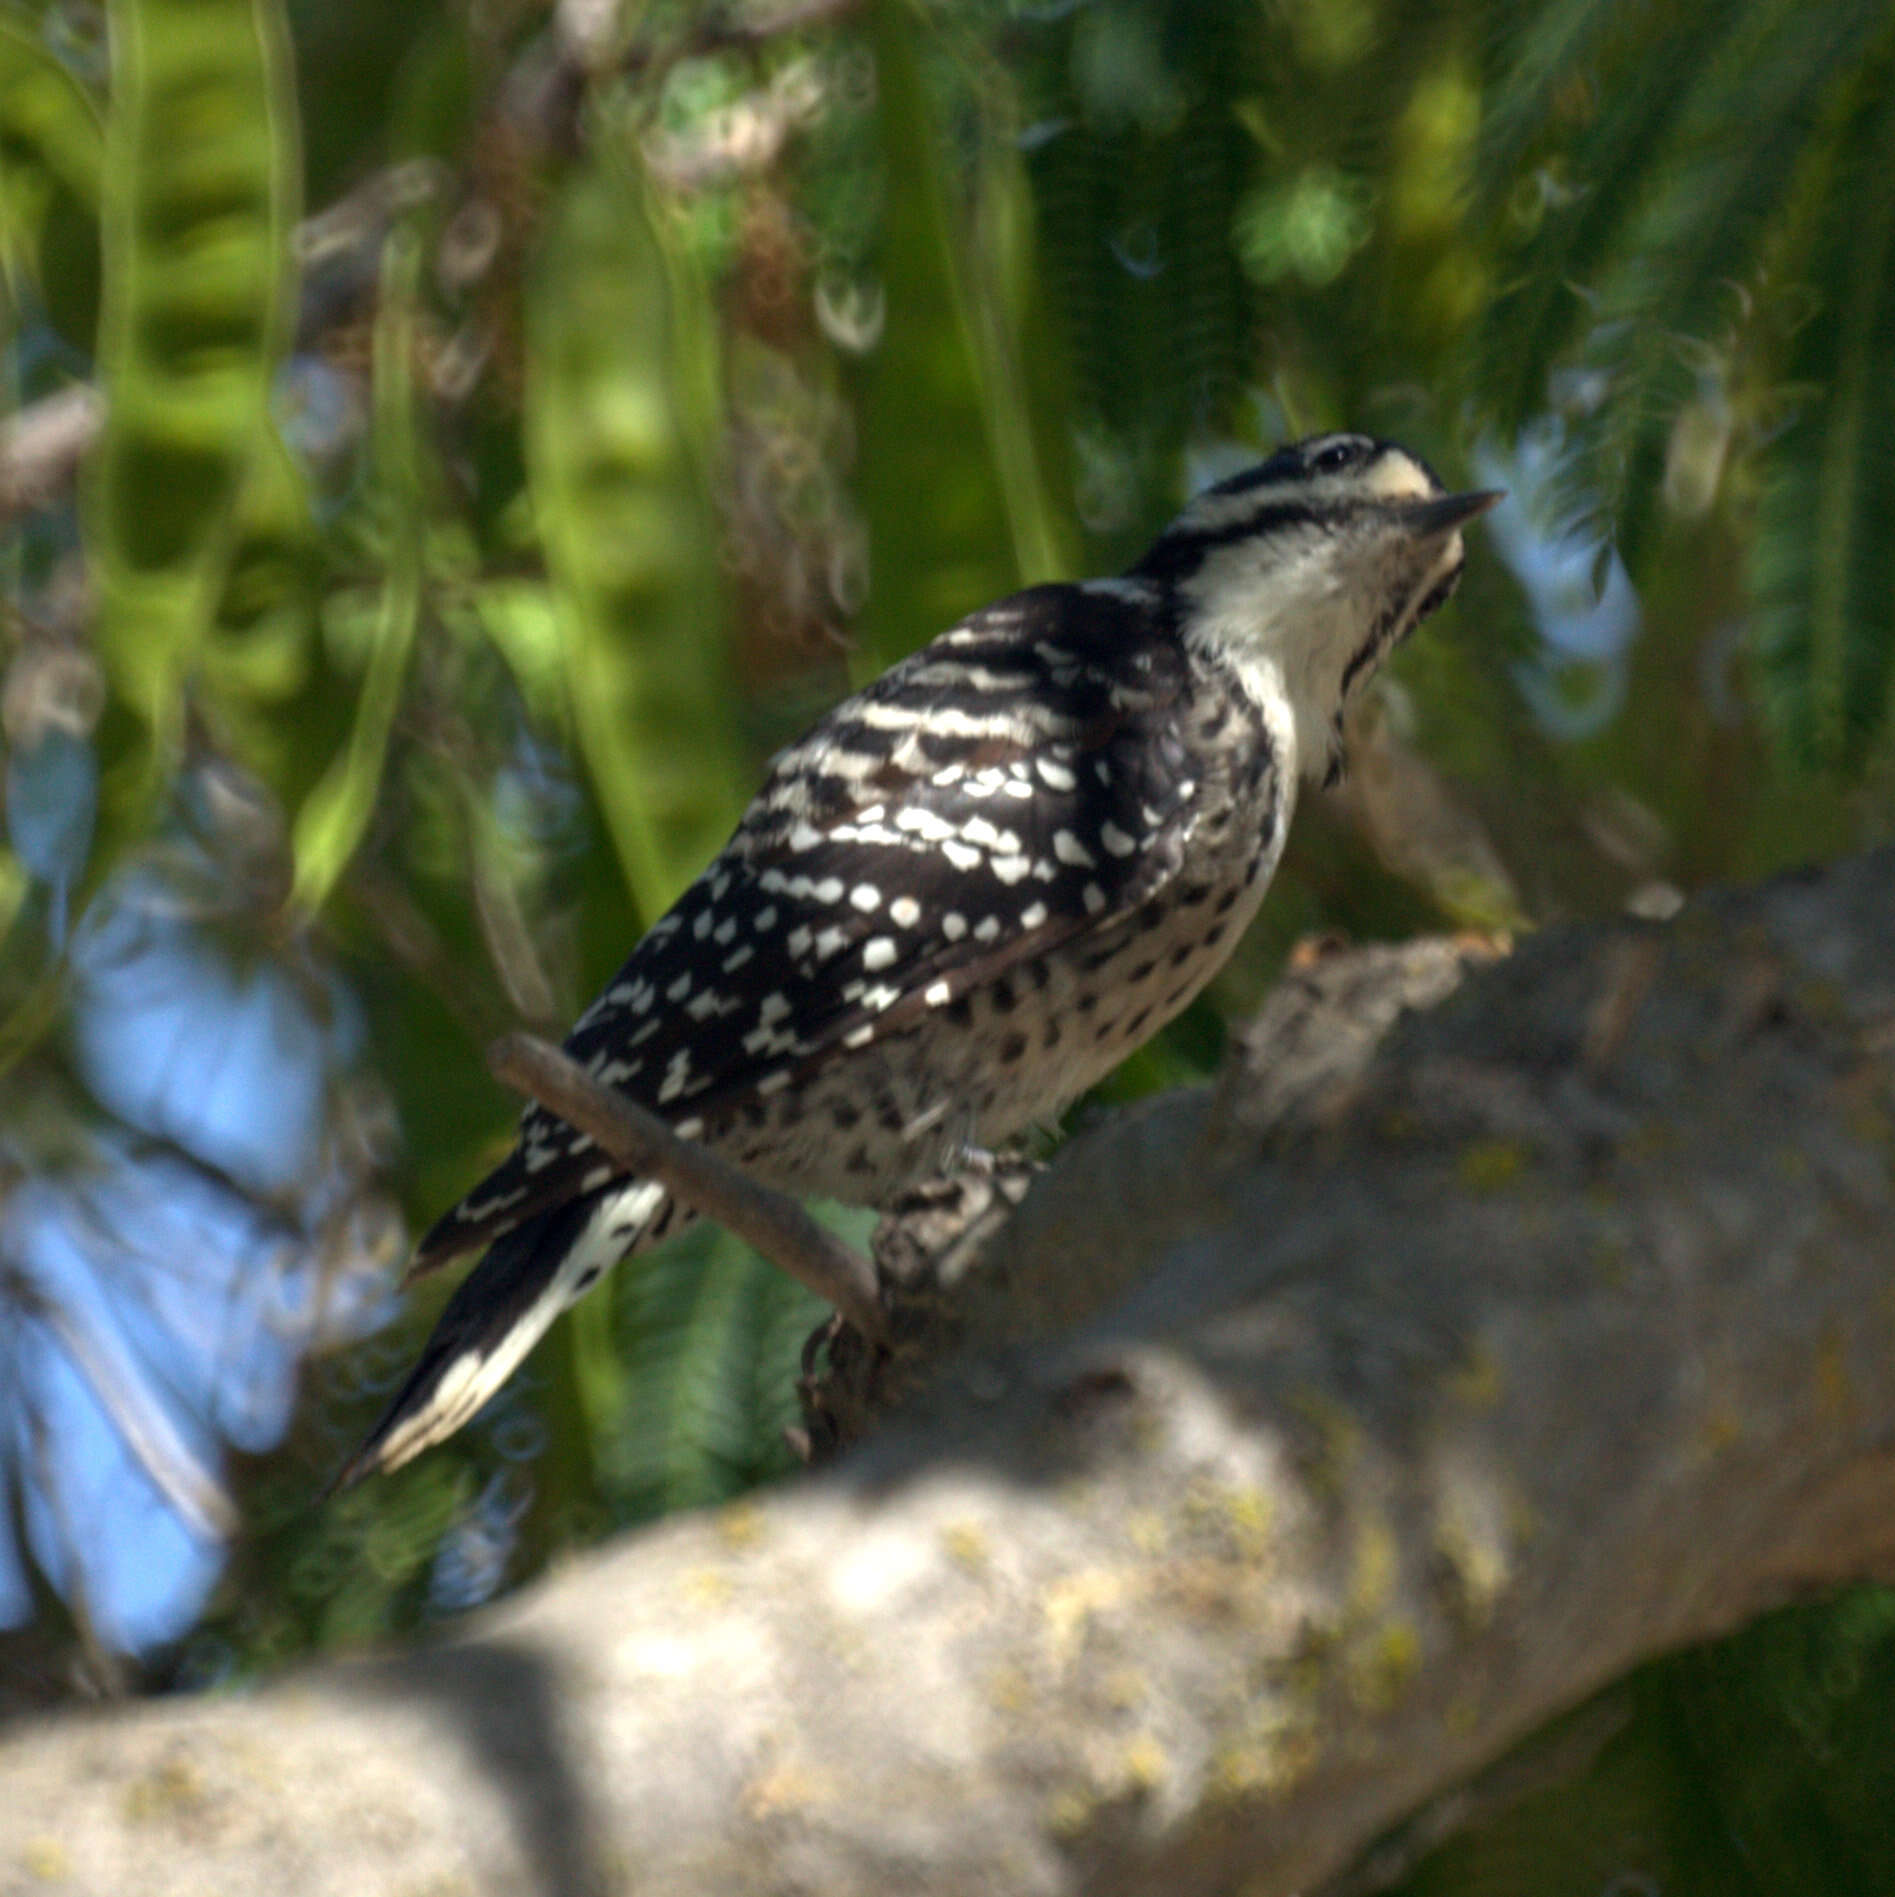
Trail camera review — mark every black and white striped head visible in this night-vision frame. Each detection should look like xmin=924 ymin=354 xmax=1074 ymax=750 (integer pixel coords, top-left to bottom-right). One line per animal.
xmin=1132 ymin=434 xmax=1499 ymax=785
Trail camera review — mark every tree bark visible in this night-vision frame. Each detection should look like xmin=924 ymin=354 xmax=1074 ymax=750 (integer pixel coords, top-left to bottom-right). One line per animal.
xmin=5 ymin=849 xmax=1894 ymax=1897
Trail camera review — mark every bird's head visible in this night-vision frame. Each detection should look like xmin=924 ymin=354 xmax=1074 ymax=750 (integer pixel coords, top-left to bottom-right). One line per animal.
xmin=1131 ymin=434 xmax=1501 ymax=786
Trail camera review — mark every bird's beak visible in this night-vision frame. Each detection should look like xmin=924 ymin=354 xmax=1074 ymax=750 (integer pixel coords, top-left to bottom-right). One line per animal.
xmin=1401 ymin=489 xmax=1505 ymax=538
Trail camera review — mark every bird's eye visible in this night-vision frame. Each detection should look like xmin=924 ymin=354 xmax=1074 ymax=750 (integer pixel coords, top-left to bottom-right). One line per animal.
xmin=1311 ymin=440 xmax=1362 ymax=475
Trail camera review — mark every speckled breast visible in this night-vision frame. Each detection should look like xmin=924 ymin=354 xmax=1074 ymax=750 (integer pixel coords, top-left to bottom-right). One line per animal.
xmin=709 ymin=695 xmax=1293 ymax=1206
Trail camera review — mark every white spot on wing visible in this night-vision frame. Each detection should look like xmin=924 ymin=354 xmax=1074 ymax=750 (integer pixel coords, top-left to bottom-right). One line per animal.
xmin=897 ymin=808 xmax=954 ymax=842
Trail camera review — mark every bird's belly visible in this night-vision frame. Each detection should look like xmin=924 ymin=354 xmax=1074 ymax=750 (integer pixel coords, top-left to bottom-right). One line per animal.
xmin=708 ymin=815 xmax=1283 ymax=1206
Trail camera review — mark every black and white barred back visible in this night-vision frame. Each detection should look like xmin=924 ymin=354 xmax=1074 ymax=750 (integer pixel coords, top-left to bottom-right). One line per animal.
xmin=340 ymin=433 xmax=1497 ymax=1483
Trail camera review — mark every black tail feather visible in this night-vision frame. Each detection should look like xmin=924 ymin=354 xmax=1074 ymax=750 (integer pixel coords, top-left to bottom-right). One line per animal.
xmin=329 ymin=1193 xmax=605 ymax=1493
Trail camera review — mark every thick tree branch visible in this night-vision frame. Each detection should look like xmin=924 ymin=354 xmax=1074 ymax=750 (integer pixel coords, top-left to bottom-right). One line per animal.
xmin=5 ymin=850 xmax=1895 ymax=1897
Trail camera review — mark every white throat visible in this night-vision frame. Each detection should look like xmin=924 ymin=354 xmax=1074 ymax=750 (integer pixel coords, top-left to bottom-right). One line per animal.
xmin=1179 ymin=531 xmax=1381 ymax=784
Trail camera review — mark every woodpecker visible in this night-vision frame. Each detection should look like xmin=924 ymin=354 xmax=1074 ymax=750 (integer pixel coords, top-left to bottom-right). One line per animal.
xmin=339 ymin=434 xmax=1498 ymax=1484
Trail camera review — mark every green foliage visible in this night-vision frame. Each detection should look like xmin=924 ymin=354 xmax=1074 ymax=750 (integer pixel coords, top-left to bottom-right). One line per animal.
xmin=196 ymin=426 xmax=323 ymax=799
xmin=1472 ymin=0 xmax=1895 ymax=769
xmin=84 ymin=0 xmax=299 ymax=745
xmin=0 ymin=11 xmax=101 ymax=303
xmin=1407 ymin=1592 xmax=1895 ymax=1897
xmin=289 ymin=225 xmax=423 ymax=911
xmin=1749 ymin=56 xmax=1895 ymax=772
xmin=845 ymin=2 xmax=1053 ymax=673
xmin=595 ymin=1218 xmax=828 ymax=1521
xmin=524 ymin=159 xmax=743 ymax=919
xmin=1022 ymin=0 xmax=1264 ymax=465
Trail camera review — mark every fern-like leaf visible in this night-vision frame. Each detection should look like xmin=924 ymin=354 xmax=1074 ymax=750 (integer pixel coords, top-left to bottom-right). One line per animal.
xmin=1750 ymin=67 xmax=1895 ymax=770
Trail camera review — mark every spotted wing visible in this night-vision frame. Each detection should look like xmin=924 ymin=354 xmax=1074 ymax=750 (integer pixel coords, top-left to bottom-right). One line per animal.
xmin=412 ymin=581 xmax=1210 ymax=1272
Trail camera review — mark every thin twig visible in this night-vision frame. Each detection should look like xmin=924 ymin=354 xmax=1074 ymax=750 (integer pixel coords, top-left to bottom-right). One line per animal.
xmin=488 ymin=1032 xmax=887 ymax=1342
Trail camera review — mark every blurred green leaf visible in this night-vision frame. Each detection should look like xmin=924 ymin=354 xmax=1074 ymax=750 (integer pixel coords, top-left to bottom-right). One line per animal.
xmin=597 ymin=1219 xmax=825 ymax=1520
xmin=83 ymin=0 xmax=300 ymax=755
xmin=1473 ymin=1 xmax=1754 ymax=433
xmin=524 ymin=161 xmax=743 ymax=922
xmin=1471 ymin=0 xmax=1895 ymax=769
xmin=289 ymin=227 xmax=424 ymax=913
xmin=1018 ymin=0 xmax=1261 ymax=519
xmin=1749 ymin=59 xmax=1895 ymax=772
xmin=1572 ymin=1 xmax=1886 ymax=553
xmin=0 ymin=12 xmax=102 ymax=296
xmin=197 ymin=424 xmax=322 ymax=800
xmin=845 ymin=2 xmax=1026 ymax=672
xmin=961 ymin=117 xmax=1078 ymax=589
xmin=469 ymin=579 xmax=568 ymax=726
xmin=0 ymin=841 xmax=25 ymax=937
